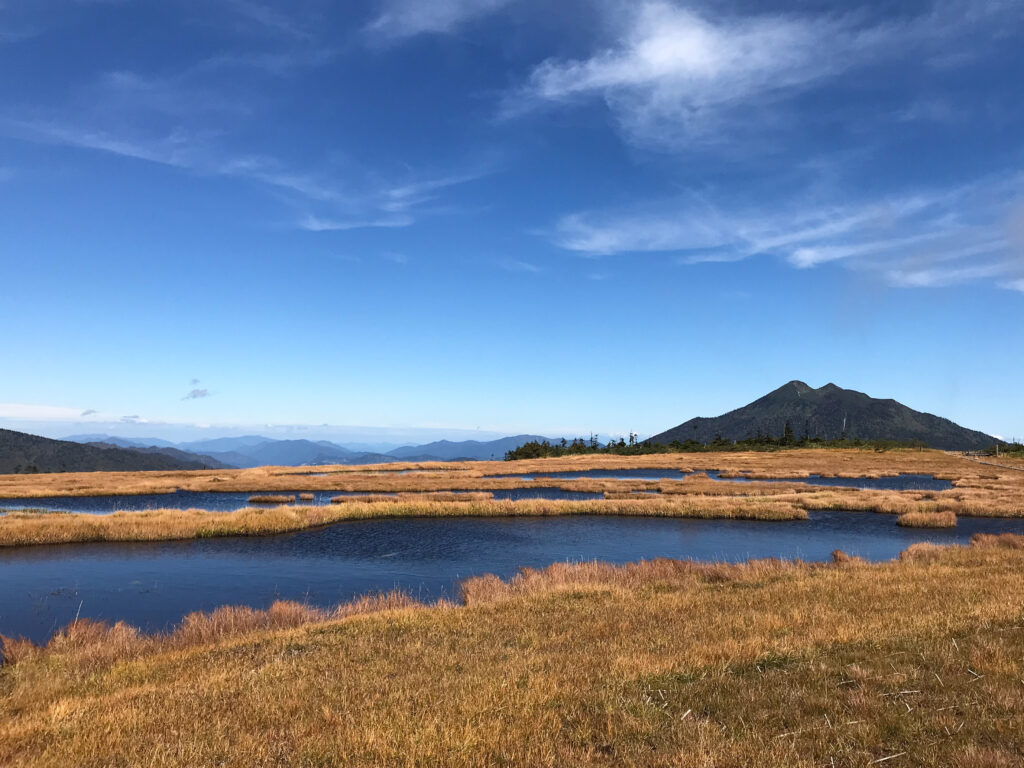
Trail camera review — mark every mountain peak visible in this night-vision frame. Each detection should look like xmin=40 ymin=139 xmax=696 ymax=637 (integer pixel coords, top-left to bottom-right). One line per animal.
xmin=650 ymin=382 xmax=997 ymax=450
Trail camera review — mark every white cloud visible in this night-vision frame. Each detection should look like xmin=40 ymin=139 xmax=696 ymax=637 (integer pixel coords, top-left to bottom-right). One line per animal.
xmin=549 ymin=173 xmax=1024 ymax=290
xmin=0 ymin=403 xmax=111 ymax=421
xmin=512 ymin=1 xmax=1022 ymax=148
xmin=367 ymin=0 xmax=512 ymax=40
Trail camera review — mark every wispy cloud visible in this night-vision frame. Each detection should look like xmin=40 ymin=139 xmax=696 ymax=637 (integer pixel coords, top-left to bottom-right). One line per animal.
xmin=549 ymin=173 xmax=1024 ymax=290
xmin=509 ymin=1 xmax=1022 ymax=148
xmin=0 ymin=403 xmax=114 ymax=420
xmin=381 ymin=251 xmax=408 ymax=265
xmin=367 ymin=0 xmax=513 ymax=40
xmin=297 ymin=214 xmax=413 ymax=232
xmin=183 ymin=388 xmax=211 ymax=400
xmin=222 ymin=0 xmax=312 ymax=40
xmin=3 ymin=77 xmax=489 ymax=232
xmin=499 ymin=258 xmax=542 ymax=273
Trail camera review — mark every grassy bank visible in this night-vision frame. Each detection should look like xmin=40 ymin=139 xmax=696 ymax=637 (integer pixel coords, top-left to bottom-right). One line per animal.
xmin=0 ymin=497 xmax=806 ymax=548
xmin=2 ymin=536 xmax=1023 ymax=766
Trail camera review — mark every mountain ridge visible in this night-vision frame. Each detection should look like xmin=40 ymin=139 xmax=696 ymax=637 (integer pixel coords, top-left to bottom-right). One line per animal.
xmin=0 ymin=429 xmax=226 ymax=474
xmin=648 ymin=381 xmax=998 ymax=450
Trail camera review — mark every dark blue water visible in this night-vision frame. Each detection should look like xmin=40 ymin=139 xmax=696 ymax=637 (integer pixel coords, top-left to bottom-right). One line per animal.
xmin=2 ymin=511 xmax=1022 ymax=645
xmin=488 ymin=469 xmax=953 ymax=491
xmin=488 ymin=468 xmax=693 ymax=481
xmin=0 ymin=487 xmax=602 ymax=515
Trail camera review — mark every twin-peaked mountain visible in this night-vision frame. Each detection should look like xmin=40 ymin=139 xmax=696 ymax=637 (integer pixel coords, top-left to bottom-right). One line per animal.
xmin=648 ymin=381 xmax=997 ymax=451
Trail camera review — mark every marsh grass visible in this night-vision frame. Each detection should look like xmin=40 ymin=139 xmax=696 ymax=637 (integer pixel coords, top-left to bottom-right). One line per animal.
xmin=897 ymin=510 xmax=958 ymax=528
xmin=0 ymin=497 xmax=807 ymax=547
xmin=2 ymin=536 xmax=1023 ymax=767
xmin=247 ymin=494 xmax=296 ymax=504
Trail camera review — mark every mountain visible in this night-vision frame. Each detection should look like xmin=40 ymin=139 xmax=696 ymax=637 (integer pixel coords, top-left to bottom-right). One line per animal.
xmin=387 ymin=435 xmax=554 ymax=462
xmin=0 ymin=429 xmax=225 ymax=474
xmin=227 ymin=439 xmax=361 ymax=468
xmin=648 ymin=381 xmax=998 ymax=451
xmin=51 ymin=433 xmax=561 ymax=468
xmin=86 ymin=442 xmax=233 ymax=470
xmin=176 ymin=436 xmax=276 ymax=454
xmin=64 ymin=434 xmax=177 ymax=448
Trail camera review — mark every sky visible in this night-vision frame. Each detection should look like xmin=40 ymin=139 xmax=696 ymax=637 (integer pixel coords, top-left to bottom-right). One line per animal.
xmin=1 ymin=0 xmax=1022 ymax=444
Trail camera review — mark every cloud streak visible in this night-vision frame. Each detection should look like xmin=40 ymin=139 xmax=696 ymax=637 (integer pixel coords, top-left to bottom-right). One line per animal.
xmin=549 ymin=173 xmax=1024 ymax=290
xmin=3 ymin=73 xmax=489 ymax=233
xmin=367 ymin=0 xmax=513 ymax=40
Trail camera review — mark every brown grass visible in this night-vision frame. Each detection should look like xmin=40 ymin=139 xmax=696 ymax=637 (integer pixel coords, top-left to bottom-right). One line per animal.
xmin=247 ymin=494 xmax=296 ymax=504
xmin=897 ymin=510 xmax=958 ymax=528
xmin=2 ymin=536 xmax=1023 ymax=766
xmin=0 ymin=497 xmax=807 ymax=548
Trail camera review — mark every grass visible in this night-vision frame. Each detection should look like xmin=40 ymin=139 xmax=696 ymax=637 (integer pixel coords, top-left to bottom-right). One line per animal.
xmin=2 ymin=535 xmax=1023 ymax=766
xmin=897 ymin=510 xmax=958 ymax=528
xmin=247 ymin=494 xmax=296 ymax=504
xmin=0 ymin=497 xmax=807 ymax=547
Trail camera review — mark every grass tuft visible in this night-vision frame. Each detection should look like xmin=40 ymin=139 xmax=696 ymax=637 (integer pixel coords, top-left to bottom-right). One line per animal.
xmin=897 ymin=510 xmax=957 ymax=527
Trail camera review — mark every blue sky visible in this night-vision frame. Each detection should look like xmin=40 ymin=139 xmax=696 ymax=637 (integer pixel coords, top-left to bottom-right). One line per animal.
xmin=1 ymin=0 xmax=1022 ymax=444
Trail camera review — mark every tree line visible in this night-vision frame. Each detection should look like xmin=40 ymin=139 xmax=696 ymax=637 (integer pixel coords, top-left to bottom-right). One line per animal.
xmin=504 ymin=424 xmax=931 ymax=460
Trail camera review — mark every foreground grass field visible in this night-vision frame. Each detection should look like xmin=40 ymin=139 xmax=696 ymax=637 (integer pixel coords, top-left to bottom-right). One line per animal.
xmin=2 ymin=535 xmax=1022 ymax=767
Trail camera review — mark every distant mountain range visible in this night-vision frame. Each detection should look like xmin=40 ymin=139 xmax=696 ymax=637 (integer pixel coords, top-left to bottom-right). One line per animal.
xmin=0 ymin=429 xmax=224 ymax=474
xmin=649 ymin=381 xmax=998 ymax=450
xmin=40 ymin=432 xmax=555 ymax=472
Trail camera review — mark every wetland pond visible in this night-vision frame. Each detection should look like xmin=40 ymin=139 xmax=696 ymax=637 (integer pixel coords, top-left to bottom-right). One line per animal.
xmin=3 ymin=510 xmax=1023 ymax=644
xmin=0 ymin=473 xmax=952 ymax=517
xmin=486 ymin=469 xmax=954 ymax=491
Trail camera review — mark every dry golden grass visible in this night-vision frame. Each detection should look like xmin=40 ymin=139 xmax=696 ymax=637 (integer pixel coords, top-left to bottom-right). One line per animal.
xmin=2 ymin=536 xmax=1023 ymax=767
xmin=0 ymin=497 xmax=807 ymax=547
xmin=897 ymin=510 xmax=958 ymax=528
xmin=247 ymin=494 xmax=296 ymax=504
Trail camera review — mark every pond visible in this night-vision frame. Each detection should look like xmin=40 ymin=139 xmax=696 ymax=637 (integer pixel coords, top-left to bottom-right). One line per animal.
xmin=2 ymin=511 xmax=1022 ymax=645
xmin=0 ymin=487 xmax=604 ymax=515
xmin=487 ymin=469 xmax=954 ymax=491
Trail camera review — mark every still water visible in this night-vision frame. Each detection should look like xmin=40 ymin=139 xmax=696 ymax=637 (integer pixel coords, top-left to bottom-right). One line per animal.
xmin=487 ymin=469 xmax=953 ymax=491
xmin=2 ymin=511 xmax=1021 ymax=644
